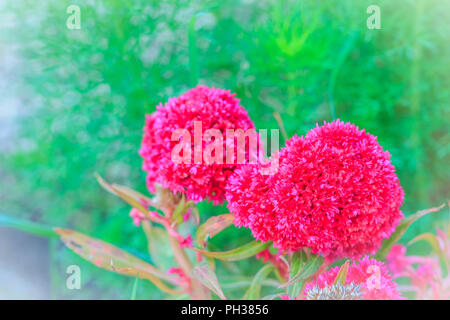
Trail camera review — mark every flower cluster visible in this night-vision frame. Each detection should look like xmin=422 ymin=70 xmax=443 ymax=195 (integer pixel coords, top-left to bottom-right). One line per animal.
xmin=140 ymin=85 xmax=256 ymax=205
xmin=44 ymin=84 xmax=447 ymax=301
xmin=226 ymin=120 xmax=404 ymax=259
xmin=387 ymin=243 xmax=449 ymax=299
xmin=304 ymin=257 xmax=403 ymax=300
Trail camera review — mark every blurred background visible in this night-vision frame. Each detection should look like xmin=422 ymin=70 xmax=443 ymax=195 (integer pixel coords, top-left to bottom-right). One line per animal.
xmin=0 ymin=0 xmax=448 ymax=299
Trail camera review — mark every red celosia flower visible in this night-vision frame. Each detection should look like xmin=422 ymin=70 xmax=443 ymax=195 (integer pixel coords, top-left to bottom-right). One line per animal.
xmin=140 ymin=85 xmax=256 ymax=205
xmin=226 ymin=163 xmax=276 ymax=242
xmin=226 ymin=120 xmax=404 ymax=259
xmin=179 ymin=234 xmax=193 ymax=248
xmin=304 ymin=257 xmax=403 ymax=300
xmin=167 ymin=267 xmax=190 ymax=290
xmin=386 ymin=243 xmax=444 ymax=298
xmin=386 ymin=244 xmax=411 ymax=277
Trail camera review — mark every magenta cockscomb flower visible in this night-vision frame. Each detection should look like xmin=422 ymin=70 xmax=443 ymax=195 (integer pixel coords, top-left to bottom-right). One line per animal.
xmin=226 ymin=119 xmax=404 ymax=259
xmin=386 ymin=244 xmax=411 ymax=277
xmin=225 ymin=163 xmax=275 ymax=242
xmin=140 ymin=86 xmax=256 ymax=205
xmin=304 ymin=257 xmax=403 ymax=300
xmin=386 ymin=243 xmax=445 ymax=299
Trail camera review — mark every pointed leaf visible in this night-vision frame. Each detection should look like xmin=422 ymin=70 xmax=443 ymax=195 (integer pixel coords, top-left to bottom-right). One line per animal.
xmin=191 ymin=262 xmax=226 ymax=300
xmin=196 ymin=214 xmax=234 ymax=245
xmin=282 ymin=252 xmax=323 ymax=298
xmin=409 ymin=233 xmax=448 ymax=276
xmin=130 ymin=276 xmax=139 ymax=300
xmin=55 ymin=228 xmax=181 ymax=295
xmin=112 ymin=184 xmax=153 ymax=207
xmin=243 ymin=264 xmax=274 ymax=300
xmin=0 ymin=213 xmax=57 ymax=238
xmin=191 ymin=206 xmax=200 ymax=225
xmin=333 ymin=261 xmax=350 ymax=285
xmin=142 ymin=221 xmax=175 ymax=270
xmin=171 ymin=196 xmax=193 ymax=224
xmin=281 ymin=253 xmax=323 ymax=289
xmin=409 ymin=233 xmax=442 ymax=255
xmin=375 ymin=203 xmax=446 ymax=260
xmin=193 ymin=241 xmax=270 ymax=261
xmin=96 ymin=174 xmax=148 ymax=211
xmin=95 ymin=174 xmax=165 ymax=224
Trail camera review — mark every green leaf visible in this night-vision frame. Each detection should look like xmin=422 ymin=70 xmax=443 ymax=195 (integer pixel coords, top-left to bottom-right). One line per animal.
xmin=95 ymin=174 xmax=151 ymax=213
xmin=243 ymin=264 xmax=274 ymax=300
xmin=142 ymin=221 xmax=175 ymax=270
xmin=171 ymin=196 xmax=193 ymax=224
xmin=95 ymin=174 xmax=166 ymax=224
xmin=375 ymin=203 xmax=446 ymax=260
xmin=0 ymin=213 xmax=57 ymax=238
xmin=191 ymin=261 xmax=226 ymax=300
xmin=55 ymin=228 xmax=181 ymax=295
xmin=282 ymin=251 xmax=323 ymax=298
xmin=409 ymin=233 xmax=448 ymax=277
xmin=196 ymin=214 xmax=234 ymax=246
xmin=333 ymin=260 xmax=350 ymax=285
xmin=193 ymin=241 xmax=271 ymax=261
xmin=130 ymin=276 xmax=139 ymax=300
xmin=191 ymin=206 xmax=200 ymax=225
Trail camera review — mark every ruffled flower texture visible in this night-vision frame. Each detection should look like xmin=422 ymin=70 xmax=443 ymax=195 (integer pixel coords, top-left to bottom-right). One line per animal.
xmin=304 ymin=257 xmax=403 ymax=300
xmin=140 ymin=86 xmax=256 ymax=205
xmin=226 ymin=120 xmax=404 ymax=259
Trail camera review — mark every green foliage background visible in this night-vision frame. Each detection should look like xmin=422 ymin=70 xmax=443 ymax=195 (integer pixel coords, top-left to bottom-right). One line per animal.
xmin=0 ymin=0 xmax=448 ymax=299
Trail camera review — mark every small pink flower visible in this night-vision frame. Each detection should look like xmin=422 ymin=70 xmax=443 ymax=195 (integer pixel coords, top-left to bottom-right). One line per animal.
xmin=179 ymin=234 xmax=193 ymax=248
xmin=129 ymin=208 xmax=146 ymax=227
xmin=386 ymin=244 xmax=410 ymax=277
xmin=305 ymin=257 xmax=404 ymax=300
xmin=139 ymin=198 xmax=151 ymax=208
xmin=255 ymin=249 xmax=272 ymax=263
xmin=183 ymin=209 xmax=192 ymax=222
xmin=168 ymin=267 xmax=190 ymax=289
xmin=411 ymin=262 xmax=439 ymax=291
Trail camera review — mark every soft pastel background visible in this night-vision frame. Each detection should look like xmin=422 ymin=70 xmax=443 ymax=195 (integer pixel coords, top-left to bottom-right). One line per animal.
xmin=0 ymin=0 xmax=448 ymax=299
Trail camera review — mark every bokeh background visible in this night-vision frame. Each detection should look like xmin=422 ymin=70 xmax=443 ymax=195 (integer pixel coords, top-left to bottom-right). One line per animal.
xmin=0 ymin=0 xmax=448 ymax=299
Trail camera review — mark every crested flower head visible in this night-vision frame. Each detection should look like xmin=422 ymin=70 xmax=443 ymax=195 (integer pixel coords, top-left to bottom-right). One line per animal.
xmin=226 ymin=119 xmax=404 ymax=259
xmin=304 ymin=257 xmax=403 ymax=300
xmin=140 ymin=85 xmax=256 ymax=204
xmin=225 ymin=163 xmax=275 ymax=242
